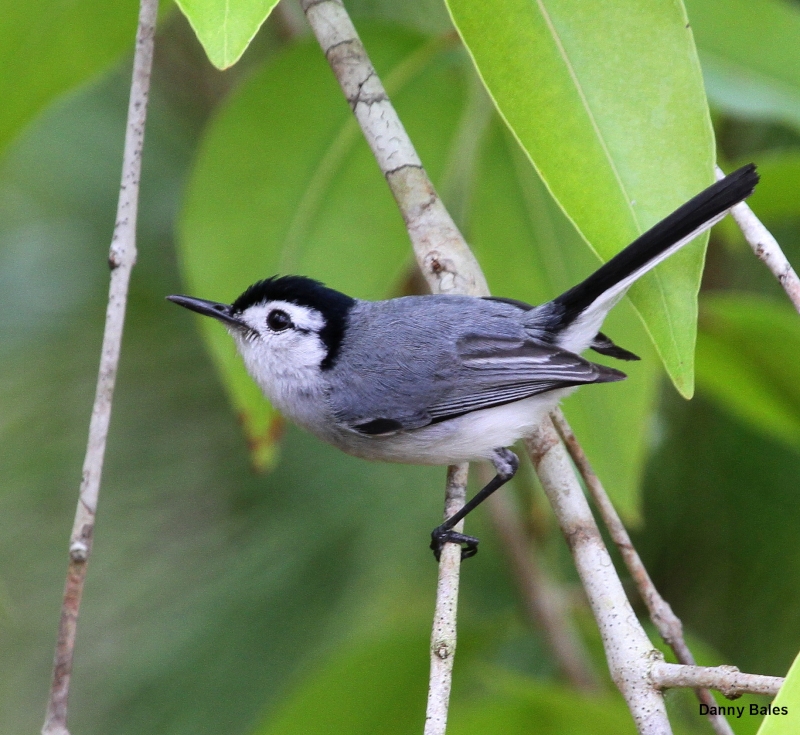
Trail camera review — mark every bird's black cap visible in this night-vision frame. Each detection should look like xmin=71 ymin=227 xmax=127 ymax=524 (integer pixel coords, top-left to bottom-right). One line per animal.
xmin=231 ymin=275 xmax=353 ymax=314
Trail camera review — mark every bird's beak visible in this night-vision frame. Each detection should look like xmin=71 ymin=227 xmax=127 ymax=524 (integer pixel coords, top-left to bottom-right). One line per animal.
xmin=167 ymin=294 xmax=248 ymax=331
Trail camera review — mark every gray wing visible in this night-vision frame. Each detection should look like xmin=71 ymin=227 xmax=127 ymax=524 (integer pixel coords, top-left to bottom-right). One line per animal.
xmin=423 ymin=333 xmax=625 ymax=424
xmin=330 ymin=299 xmax=626 ymax=436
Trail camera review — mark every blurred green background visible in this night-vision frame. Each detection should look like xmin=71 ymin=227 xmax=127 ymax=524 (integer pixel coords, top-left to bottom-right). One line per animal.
xmin=2 ymin=1 xmax=800 ymax=734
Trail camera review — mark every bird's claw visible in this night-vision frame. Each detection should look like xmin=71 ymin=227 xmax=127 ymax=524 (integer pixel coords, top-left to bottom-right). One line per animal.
xmin=430 ymin=527 xmax=480 ymax=561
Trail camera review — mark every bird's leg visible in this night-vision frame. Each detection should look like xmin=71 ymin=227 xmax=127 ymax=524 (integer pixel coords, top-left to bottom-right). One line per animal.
xmin=430 ymin=447 xmax=519 ymax=560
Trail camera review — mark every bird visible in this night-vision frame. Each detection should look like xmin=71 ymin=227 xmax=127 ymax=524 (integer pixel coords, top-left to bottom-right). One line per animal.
xmin=168 ymin=164 xmax=758 ymax=560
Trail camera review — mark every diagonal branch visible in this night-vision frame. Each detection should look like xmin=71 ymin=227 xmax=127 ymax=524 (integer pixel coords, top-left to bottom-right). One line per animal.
xmin=41 ymin=1 xmax=159 ymax=733
xmin=299 ymin=2 xmax=674 ymax=733
xmin=525 ymin=418 xmax=669 ymax=734
xmin=424 ymin=464 xmax=469 ymax=735
xmin=551 ymin=409 xmax=735 ymax=735
xmin=299 ymin=0 xmax=488 ymax=299
xmin=551 ymin=409 xmax=786 ymax=709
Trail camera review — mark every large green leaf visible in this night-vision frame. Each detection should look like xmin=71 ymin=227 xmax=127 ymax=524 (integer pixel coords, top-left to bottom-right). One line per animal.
xmin=174 ymin=0 xmax=279 ymax=69
xmin=468 ymin=119 xmax=659 ymax=521
xmin=444 ymin=0 xmax=716 ymax=397
xmin=758 ymin=651 xmax=800 ymax=735
xmin=0 ymin=0 xmax=141 ymax=156
xmin=696 ymin=293 xmax=800 ymax=451
xmin=686 ymin=0 xmax=800 ymax=131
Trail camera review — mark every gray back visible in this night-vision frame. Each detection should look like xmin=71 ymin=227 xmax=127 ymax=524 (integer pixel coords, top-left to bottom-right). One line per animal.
xmin=326 ymin=295 xmax=619 ymax=431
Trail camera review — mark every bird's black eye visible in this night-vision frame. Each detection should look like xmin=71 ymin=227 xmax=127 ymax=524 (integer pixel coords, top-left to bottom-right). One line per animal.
xmin=266 ymin=309 xmax=292 ymax=332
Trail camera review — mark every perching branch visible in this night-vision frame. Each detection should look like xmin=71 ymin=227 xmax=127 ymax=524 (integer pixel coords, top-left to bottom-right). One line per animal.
xmin=41 ymin=1 xmax=158 ymax=733
xmin=551 ymin=409 xmax=735 ymax=735
xmin=525 ymin=419 xmax=670 ymax=734
xmin=424 ymin=464 xmax=469 ymax=735
xmin=715 ymin=164 xmax=800 ymax=313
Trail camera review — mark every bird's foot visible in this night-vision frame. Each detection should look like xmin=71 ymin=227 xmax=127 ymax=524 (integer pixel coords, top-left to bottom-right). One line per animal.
xmin=430 ymin=526 xmax=480 ymax=561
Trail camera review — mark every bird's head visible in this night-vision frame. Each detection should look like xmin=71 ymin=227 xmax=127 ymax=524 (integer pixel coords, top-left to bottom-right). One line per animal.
xmin=168 ymin=276 xmax=355 ymax=396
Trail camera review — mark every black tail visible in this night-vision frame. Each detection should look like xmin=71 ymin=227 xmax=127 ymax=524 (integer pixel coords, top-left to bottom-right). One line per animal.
xmin=553 ymin=164 xmax=759 ymax=328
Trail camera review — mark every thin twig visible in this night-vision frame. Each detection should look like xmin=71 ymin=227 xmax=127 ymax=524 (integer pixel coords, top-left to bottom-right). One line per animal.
xmin=485 ymin=487 xmax=600 ymax=691
xmin=526 ymin=418 xmax=670 ymax=734
xmin=651 ymin=663 xmax=784 ymax=699
xmin=715 ymin=164 xmax=800 ymax=313
xmin=551 ymin=409 xmax=734 ymax=735
xmin=41 ymin=1 xmax=158 ymax=733
xmin=424 ymin=464 xmax=469 ymax=735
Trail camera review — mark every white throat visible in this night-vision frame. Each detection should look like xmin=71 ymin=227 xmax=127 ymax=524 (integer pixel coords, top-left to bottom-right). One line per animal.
xmin=230 ymin=301 xmax=331 ymax=429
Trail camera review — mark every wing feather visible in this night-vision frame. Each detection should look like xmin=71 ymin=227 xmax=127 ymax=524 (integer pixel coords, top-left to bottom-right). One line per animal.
xmin=341 ymin=330 xmax=625 ymax=435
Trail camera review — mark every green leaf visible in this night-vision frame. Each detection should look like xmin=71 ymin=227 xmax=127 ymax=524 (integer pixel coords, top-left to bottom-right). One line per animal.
xmin=757 ymin=651 xmax=800 ymax=735
xmin=174 ymin=0 xmax=280 ymax=69
xmin=468 ymin=118 xmax=659 ymax=520
xmin=686 ymin=0 xmax=800 ymax=131
xmin=444 ymin=0 xmax=716 ymax=397
xmin=696 ymin=293 xmax=800 ymax=451
xmin=0 ymin=0 xmax=141 ymax=156
xmin=179 ymin=31 xmax=465 ymax=465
